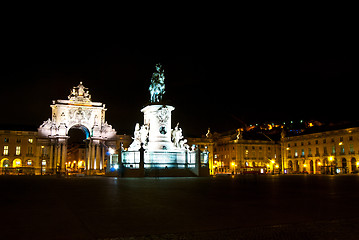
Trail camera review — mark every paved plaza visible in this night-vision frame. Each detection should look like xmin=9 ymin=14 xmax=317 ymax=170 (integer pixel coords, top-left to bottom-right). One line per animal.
xmin=1 ymin=175 xmax=359 ymax=239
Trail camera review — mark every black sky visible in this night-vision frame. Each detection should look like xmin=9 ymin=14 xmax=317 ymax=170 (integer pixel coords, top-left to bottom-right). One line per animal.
xmin=0 ymin=23 xmax=355 ymax=137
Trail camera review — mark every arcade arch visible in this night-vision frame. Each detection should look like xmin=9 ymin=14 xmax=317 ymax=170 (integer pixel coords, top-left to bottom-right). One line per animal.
xmin=13 ymin=158 xmax=22 ymax=167
xmin=1 ymin=158 xmax=9 ymax=167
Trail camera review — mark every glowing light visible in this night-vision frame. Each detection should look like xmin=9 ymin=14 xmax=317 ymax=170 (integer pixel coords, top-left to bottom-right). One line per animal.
xmin=329 ymin=156 xmax=334 ymax=161
xmin=339 ymin=142 xmax=343 ymax=146
xmin=303 ymin=164 xmax=307 ymax=168
xmin=109 ymin=148 xmax=115 ymax=155
xmin=318 ymin=162 xmax=322 ymax=166
xmin=114 ymin=164 xmax=119 ymax=170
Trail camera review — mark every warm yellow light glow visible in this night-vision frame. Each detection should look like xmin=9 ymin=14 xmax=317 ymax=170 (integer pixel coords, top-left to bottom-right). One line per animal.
xmin=78 ymin=160 xmax=85 ymax=168
xmin=271 ymin=160 xmax=275 ymax=164
xmin=318 ymin=162 xmax=322 ymax=166
xmin=231 ymin=162 xmax=235 ymax=166
xmin=275 ymin=164 xmax=279 ymax=168
xmin=286 ymin=147 xmax=290 ymax=150
xmin=13 ymin=159 xmax=22 ymax=167
xmin=329 ymin=156 xmax=334 ymax=161
xmin=339 ymin=142 xmax=343 ymax=146
xmin=303 ymin=164 xmax=307 ymax=168
xmin=356 ymin=162 xmax=359 ymax=167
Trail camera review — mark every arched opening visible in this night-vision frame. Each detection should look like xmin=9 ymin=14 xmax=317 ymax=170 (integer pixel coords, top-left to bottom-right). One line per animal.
xmin=1 ymin=158 xmax=10 ymax=167
xmin=315 ymin=159 xmax=321 ymax=174
xmin=309 ymin=160 xmax=314 ymax=174
xmin=341 ymin=158 xmax=347 ymax=174
xmin=288 ymin=160 xmax=293 ymax=173
xmin=294 ymin=160 xmax=299 ymax=173
xmin=13 ymin=158 xmax=22 ymax=167
xmin=67 ymin=125 xmax=88 ymax=174
xmin=350 ymin=158 xmax=357 ymax=173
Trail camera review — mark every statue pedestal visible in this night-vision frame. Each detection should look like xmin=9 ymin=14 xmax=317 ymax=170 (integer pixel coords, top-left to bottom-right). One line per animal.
xmin=141 ymin=104 xmax=175 ymax=151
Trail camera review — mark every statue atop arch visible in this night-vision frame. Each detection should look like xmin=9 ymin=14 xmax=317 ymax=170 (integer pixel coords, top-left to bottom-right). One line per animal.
xmin=149 ymin=63 xmax=165 ymax=103
xmin=68 ymin=82 xmax=92 ymax=102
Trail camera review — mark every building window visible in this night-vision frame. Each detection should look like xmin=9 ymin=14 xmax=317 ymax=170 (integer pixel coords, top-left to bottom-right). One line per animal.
xmin=27 ymin=160 xmax=32 ymax=166
xmin=295 ymin=149 xmax=298 ymax=157
xmin=349 ymin=136 xmax=353 ymax=141
xmin=340 ymin=137 xmax=343 ymax=142
xmin=16 ymin=146 xmax=21 ymax=155
xmin=3 ymin=146 xmax=9 ymax=155
xmin=332 ymin=146 xmax=336 ymax=154
xmin=301 ymin=149 xmax=305 ymax=157
xmin=42 ymin=160 xmax=47 ymax=166
xmin=4 ymin=138 xmax=9 ymax=143
xmin=323 ymin=139 xmax=326 ymax=144
xmin=350 ymin=144 xmax=354 ymax=154
xmin=16 ymin=138 xmax=21 ymax=143
xmin=27 ymin=146 xmax=33 ymax=154
xmin=323 ymin=147 xmax=328 ymax=155
xmin=340 ymin=146 xmax=345 ymax=154
xmin=28 ymin=138 xmax=33 ymax=143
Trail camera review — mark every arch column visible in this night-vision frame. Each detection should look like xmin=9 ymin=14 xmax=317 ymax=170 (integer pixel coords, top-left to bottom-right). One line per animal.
xmin=96 ymin=144 xmax=101 ymax=170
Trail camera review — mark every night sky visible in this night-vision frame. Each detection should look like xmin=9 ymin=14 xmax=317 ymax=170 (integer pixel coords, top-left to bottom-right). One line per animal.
xmin=0 ymin=30 xmax=354 ymax=137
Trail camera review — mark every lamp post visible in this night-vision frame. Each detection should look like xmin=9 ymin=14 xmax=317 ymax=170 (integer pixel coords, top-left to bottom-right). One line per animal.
xmin=270 ymin=159 xmax=275 ymax=175
xmin=329 ymin=156 xmax=334 ymax=175
xmin=231 ymin=161 xmax=236 ymax=175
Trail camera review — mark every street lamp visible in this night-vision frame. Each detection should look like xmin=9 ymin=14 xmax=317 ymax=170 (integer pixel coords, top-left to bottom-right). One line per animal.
xmin=329 ymin=156 xmax=334 ymax=175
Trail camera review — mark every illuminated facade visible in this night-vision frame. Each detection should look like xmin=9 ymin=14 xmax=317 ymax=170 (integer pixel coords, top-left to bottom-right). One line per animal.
xmin=210 ymin=129 xmax=281 ymax=174
xmin=282 ymin=126 xmax=359 ymax=174
xmin=0 ymin=130 xmax=40 ymax=175
xmin=37 ymin=82 xmax=117 ymax=175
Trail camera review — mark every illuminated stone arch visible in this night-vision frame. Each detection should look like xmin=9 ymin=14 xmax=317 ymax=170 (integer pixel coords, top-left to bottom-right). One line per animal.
xmin=13 ymin=158 xmax=22 ymax=167
xmin=1 ymin=158 xmax=10 ymax=167
xmin=38 ymin=82 xmax=117 ymax=174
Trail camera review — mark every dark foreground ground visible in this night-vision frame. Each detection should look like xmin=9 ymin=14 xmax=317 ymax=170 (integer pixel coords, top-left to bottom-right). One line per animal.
xmin=1 ymin=175 xmax=359 ymax=240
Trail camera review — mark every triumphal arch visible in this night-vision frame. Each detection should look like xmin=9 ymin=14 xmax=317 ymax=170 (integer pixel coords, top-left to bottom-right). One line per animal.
xmin=38 ymin=82 xmax=116 ymax=174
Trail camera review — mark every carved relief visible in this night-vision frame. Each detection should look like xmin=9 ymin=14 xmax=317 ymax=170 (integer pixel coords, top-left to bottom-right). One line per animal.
xmin=157 ymin=107 xmax=169 ymax=126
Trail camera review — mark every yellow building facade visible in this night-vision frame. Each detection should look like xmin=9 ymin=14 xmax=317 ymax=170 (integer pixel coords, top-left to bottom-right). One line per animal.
xmin=0 ymin=130 xmax=42 ymax=175
xmin=282 ymin=127 xmax=359 ymax=174
xmin=213 ymin=136 xmax=281 ymax=175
